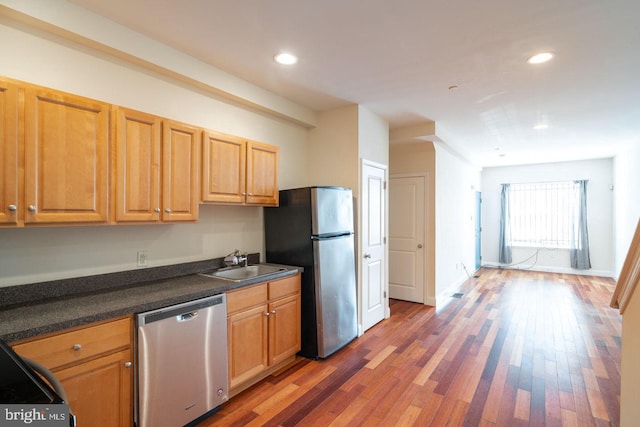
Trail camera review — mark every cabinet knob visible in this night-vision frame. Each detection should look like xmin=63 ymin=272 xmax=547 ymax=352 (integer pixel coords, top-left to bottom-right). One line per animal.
xmin=28 ymin=205 xmax=37 ymax=212
xmin=271 ymin=310 xmax=276 ymax=315
xmin=241 ymin=192 xmax=247 ymax=196
xmin=417 ymin=244 xmax=423 ymax=248
xmin=165 ymin=208 xmax=172 ymax=214
xmin=154 ymin=208 xmax=161 ymax=213
xmin=265 ymin=312 xmax=270 ymax=317
xmin=72 ymin=344 xmax=82 ymax=351
xmin=364 ymin=253 xmax=371 ymax=259
xmin=7 ymin=204 xmax=17 ymax=212
xmin=248 ymin=193 xmax=253 ymax=196
xmin=124 ymin=362 xmax=132 ymax=368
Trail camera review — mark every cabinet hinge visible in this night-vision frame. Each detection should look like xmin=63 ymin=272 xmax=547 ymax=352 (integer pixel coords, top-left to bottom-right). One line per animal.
xmin=383 ymin=181 xmax=387 ymax=190
xmin=384 ymin=291 xmax=387 ymax=298
xmin=383 ymin=237 xmax=387 ymax=244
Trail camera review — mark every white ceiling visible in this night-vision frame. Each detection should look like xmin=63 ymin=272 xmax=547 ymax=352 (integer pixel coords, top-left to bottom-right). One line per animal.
xmin=69 ymin=0 xmax=640 ymax=167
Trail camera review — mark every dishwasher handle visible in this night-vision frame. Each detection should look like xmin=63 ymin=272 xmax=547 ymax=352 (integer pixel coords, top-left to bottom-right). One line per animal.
xmin=178 ymin=311 xmax=199 ymax=322
xmin=137 ymin=294 xmax=225 ymax=326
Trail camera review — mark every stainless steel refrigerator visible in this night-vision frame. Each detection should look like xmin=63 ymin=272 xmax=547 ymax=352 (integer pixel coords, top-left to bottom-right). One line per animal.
xmin=265 ymin=186 xmax=358 ymax=359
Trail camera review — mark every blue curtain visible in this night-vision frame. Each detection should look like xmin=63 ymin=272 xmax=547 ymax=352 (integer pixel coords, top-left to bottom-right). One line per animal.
xmin=571 ymin=180 xmax=591 ymax=269
xmin=499 ymin=184 xmax=512 ymax=264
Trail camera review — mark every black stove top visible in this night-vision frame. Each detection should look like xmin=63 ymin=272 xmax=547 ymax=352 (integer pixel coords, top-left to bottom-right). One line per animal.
xmin=0 ymin=340 xmax=64 ymax=404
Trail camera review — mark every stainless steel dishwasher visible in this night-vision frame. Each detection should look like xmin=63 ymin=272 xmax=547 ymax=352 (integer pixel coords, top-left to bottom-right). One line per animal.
xmin=136 ymin=294 xmax=228 ymax=427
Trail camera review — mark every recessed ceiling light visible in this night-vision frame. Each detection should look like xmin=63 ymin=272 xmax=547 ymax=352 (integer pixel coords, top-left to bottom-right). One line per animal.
xmin=527 ymin=52 xmax=554 ymax=64
xmin=533 ymin=123 xmax=549 ymax=130
xmin=274 ymin=52 xmax=298 ymax=65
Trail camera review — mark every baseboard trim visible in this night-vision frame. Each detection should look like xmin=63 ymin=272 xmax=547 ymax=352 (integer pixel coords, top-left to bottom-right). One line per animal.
xmin=481 ymin=262 xmax=614 ymax=278
xmin=435 ymin=273 xmax=469 ymax=307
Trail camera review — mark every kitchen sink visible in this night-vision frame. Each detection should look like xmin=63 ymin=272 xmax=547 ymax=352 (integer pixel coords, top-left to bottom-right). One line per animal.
xmin=199 ymin=264 xmax=287 ymax=281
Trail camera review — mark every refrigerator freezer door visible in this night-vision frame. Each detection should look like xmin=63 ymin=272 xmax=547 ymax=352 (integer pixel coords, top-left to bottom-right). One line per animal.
xmin=313 ymin=234 xmax=358 ymax=358
xmin=311 ymin=187 xmax=354 ymax=236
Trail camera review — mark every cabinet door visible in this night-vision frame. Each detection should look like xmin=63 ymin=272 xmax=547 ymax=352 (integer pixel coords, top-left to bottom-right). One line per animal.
xmin=113 ymin=107 xmax=161 ymax=222
xmin=162 ymin=120 xmax=200 ymax=221
xmin=228 ymin=304 xmax=268 ymax=389
xmin=24 ymin=87 xmax=109 ymax=224
xmin=201 ymin=130 xmax=246 ymax=204
xmin=55 ymin=348 xmax=133 ymax=427
xmin=246 ymin=140 xmax=278 ymax=206
xmin=268 ymin=293 xmax=301 ymax=366
xmin=0 ymin=79 xmax=19 ymax=225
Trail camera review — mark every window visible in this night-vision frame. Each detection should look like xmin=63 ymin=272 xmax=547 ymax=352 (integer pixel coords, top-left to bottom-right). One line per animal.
xmin=508 ymin=181 xmax=578 ymax=249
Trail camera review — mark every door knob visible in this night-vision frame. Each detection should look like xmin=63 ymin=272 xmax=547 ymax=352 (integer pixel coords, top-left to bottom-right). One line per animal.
xmin=364 ymin=253 xmax=371 ymax=259
xmin=417 ymin=244 xmax=423 ymax=248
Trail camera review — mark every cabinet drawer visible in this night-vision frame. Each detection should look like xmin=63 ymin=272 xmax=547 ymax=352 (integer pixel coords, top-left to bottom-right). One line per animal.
xmin=268 ymin=274 xmax=301 ymax=300
xmin=13 ymin=317 xmax=131 ymax=371
xmin=227 ymin=283 xmax=268 ymax=314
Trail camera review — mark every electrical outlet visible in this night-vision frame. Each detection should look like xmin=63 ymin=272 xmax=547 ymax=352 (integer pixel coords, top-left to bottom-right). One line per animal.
xmin=137 ymin=250 xmax=148 ymax=267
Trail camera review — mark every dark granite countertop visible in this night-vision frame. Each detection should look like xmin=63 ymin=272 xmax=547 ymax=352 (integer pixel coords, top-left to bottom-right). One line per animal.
xmin=0 ymin=258 xmax=302 ymax=343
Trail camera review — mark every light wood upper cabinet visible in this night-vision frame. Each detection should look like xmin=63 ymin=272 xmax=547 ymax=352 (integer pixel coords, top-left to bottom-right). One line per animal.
xmin=246 ymin=140 xmax=279 ymax=206
xmin=113 ymin=111 xmax=200 ymax=223
xmin=24 ymin=87 xmax=110 ymax=224
xmin=0 ymin=78 xmax=19 ymax=226
xmin=202 ymin=132 xmax=278 ymax=206
xmin=162 ymin=120 xmax=200 ymax=222
xmin=113 ymin=107 xmax=162 ymax=222
xmin=202 ymin=131 xmax=246 ymax=204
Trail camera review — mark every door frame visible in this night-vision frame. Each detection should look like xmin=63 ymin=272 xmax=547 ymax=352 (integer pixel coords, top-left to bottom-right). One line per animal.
xmin=358 ymin=158 xmax=389 ymax=335
xmin=389 ymin=173 xmax=427 ymax=304
xmin=475 ymin=191 xmax=482 ymax=271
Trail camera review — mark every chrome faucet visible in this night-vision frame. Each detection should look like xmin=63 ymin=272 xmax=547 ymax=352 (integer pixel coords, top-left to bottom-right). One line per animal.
xmin=224 ymin=249 xmax=248 ymax=267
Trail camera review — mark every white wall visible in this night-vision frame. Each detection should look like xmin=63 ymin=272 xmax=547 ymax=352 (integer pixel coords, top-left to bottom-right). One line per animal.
xmin=307 ymin=105 xmax=359 ymax=190
xmin=389 ymin=142 xmax=436 ymax=305
xmin=434 ymin=143 xmax=481 ymax=301
xmin=613 ymin=143 xmax=640 ymax=278
xmin=0 ymin=5 xmax=309 ymax=286
xmin=358 ymin=106 xmax=389 ymax=166
xmin=481 ymin=158 xmax=614 ymax=276
xmin=613 ymin=142 xmax=640 ymax=427
xmin=308 ymin=104 xmax=390 ymax=330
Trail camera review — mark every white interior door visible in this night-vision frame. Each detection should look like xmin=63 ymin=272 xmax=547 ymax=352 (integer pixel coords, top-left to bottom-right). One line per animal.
xmin=361 ymin=160 xmax=387 ymax=332
xmin=389 ymin=175 xmax=425 ymax=303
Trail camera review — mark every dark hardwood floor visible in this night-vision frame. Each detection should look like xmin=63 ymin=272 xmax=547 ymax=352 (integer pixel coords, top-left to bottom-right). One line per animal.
xmin=198 ymin=267 xmax=621 ymax=426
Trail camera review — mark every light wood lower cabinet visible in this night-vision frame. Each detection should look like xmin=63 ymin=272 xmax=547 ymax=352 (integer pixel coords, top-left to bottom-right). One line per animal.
xmin=226 ymin=274 xmax=301 ymax=395
xmin=54 ymin=348 xmax=132 ymax=427
xmin=12 ymin=317 xmax=133 ymax=427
